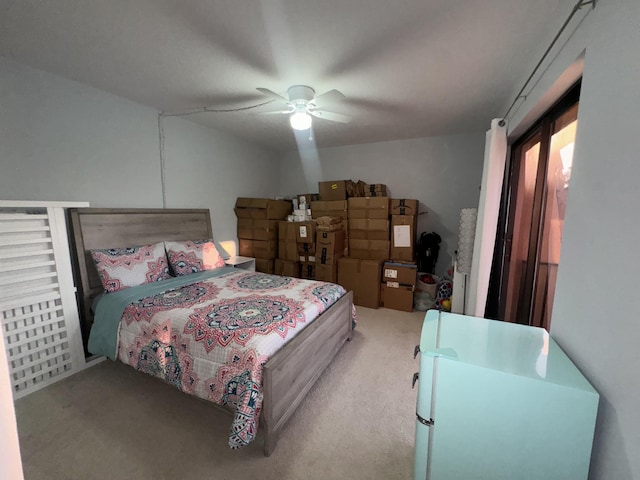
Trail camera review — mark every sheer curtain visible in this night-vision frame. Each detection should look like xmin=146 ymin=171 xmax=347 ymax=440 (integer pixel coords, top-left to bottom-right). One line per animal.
xmin=467 ymin=119 xmax=508 ymax=317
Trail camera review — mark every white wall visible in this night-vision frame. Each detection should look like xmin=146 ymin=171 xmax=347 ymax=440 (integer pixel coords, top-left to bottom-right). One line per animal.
xmin=508 ymin=0 xmax=640 ymax=477
xmin=279 ymin=134 xmax=485 ymax=276
xmin=0 ymin=56 xmax=280 ymax=249
xmin=162 ymin=116 xmax=280 ymax=249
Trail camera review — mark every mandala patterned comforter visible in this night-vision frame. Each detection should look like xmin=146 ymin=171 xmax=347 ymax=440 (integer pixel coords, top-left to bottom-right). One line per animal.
xmin=88 ymin=267 xmax=349 ymax=449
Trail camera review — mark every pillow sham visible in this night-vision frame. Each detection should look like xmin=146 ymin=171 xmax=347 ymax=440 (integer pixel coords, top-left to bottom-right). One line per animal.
xmin=164 ymin=239 xmax=225 ymax=276
xmin=90 ymin=242 xmax=172 ymax=293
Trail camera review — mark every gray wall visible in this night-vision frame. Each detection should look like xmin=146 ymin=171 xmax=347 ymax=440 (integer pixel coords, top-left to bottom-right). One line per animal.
xmin=279 ymin=134 xmax=486 ymax=276
xmin=0 ymin=56 xmax=280 ymax=250
xmin=509 ymin=0 xmax=640 ymax=477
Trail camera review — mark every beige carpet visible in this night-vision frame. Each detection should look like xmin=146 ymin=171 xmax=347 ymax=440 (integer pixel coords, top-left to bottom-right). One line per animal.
xmin=15 ymin=307 xmax=425 ymax=480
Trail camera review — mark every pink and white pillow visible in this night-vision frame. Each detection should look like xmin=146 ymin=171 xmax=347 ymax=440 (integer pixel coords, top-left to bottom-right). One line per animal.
xmin=164 ymin=239 xmax=225 ymax=276
xmin=90 ymin=242 xmax=172 ymax=293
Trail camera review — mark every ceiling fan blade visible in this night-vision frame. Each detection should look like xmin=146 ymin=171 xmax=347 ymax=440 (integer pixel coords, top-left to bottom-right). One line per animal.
xmin=309 ymin=89 xmax=346 ymax=107
xmin=308 ymin=109 xmax=352 ymax=124
xmin=254 ymin=109 xmax=294 ymax=115
xmin=256 ymin=87 xmax=289 ymax=104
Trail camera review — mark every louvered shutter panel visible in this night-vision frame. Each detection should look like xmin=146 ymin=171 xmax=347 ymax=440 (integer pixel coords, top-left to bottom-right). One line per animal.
xmin=0 ymin=202 xmax=88 ymax=399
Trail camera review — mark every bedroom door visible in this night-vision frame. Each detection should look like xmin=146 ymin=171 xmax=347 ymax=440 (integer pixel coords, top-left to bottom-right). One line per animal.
xmin=491 ymin=82 xmax=579 ymax=330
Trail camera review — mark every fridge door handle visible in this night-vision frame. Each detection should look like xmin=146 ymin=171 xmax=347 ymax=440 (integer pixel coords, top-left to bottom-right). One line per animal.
xmin=412 ymin=372 xmax=419 ymax=388
xmin=413 ymin=344 xmax=420 ymax=358
xmin=416 ymin=412 xmax=434 ymax=427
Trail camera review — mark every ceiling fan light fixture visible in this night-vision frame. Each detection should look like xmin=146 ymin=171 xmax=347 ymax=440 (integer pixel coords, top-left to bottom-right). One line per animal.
xmin=290 ymin=110 xmax=312 ymax=131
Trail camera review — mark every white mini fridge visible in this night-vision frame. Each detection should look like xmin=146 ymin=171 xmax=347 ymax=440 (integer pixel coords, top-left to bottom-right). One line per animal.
xmin=413 ymin=311 xmax=599 ymax=480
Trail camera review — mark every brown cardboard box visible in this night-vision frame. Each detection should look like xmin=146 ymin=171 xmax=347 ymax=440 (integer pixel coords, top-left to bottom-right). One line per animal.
xmin=237 ymin=218 xmax=279 ymax=241
xmin=239 ymin=239 xmax=278 ymax=259
xmin=234 ymin=198 xmax=292 ymax=219
xmin=278 ymin=221 xmax=298 ymax=261
xmin=315 ymin=263 xmax=338 ymax=283
xmin=380 ymin=283 xmax=415 ymax=312
xmin=348 ymin=197 xmax=390 ymax=219
xmin=300 ymin=262 xmax=316 ymax=280
xmin=348 ymin=239 xmax=390 ymax=261
xmin=316 ymin=230 xmax=345 ymax=265
xmin=383 ymin=261 xmax=418 ymax=286
xmin=297 ymin=193 xmax=320 ymax=206
xmin=298 ymin=253 xmax=316 ymax=263
xmin=310 ymin=200 xmax=348 ymax=220
xmin=390 ymin=215 xmax=417 ymax=262
xmin=337 ymin=257 xmax=383 ymax=309
xmin=390 ymin=199 xmax=419 ymax=216
xmin=364 ymin=183 xmax=387 ymax=197
xmin=348 ymin=218 xmax=390 ymax=240
xmin=255 ymin=258 xmax=275 ymax=274
xmin=319 ymin=180 xmax=348 ymax=201
xmin=316 ymin=222 xmax=344 ymax=233
xmin=297 ymin=242 xmax=316 ymax=255
xmin=275 ymin=259 xmax=300 ymax=277
xmin=295 ymin=221 xmax=316 ymax=244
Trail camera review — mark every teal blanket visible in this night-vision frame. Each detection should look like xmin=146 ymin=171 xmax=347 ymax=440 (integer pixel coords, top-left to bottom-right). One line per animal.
xmin=88 ymin=267 xmax=235 ymax=360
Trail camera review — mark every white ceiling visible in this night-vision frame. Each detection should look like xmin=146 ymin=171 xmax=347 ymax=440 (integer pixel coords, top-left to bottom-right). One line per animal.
xmin=0 ymin=0 xmax=574 ymax=152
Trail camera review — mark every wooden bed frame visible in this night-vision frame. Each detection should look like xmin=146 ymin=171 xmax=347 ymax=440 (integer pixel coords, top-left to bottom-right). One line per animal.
xmin=67 ymin=207 xmax=353 ymax=456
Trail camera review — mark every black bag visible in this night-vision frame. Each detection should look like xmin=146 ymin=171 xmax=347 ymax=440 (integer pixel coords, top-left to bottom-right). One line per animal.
xmin=416 ymin=232 xmax=441 ymax=273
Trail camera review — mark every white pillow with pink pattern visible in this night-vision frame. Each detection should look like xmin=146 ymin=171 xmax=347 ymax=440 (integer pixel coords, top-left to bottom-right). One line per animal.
xmin=164 ymin=239 xmax=225 ymax=276
xmin=90 ymin=242 xmax=172 ymax=293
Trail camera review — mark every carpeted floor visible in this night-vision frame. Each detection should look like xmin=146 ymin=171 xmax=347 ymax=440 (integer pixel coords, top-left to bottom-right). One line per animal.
xmin=14 ymin=307 xmax=425 ymax=480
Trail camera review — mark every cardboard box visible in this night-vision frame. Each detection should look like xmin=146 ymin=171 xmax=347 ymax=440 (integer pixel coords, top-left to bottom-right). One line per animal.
xmin=348 ymin=197 xmax=390 ymax=219
xmin=380 ymin=283 xmax=415 ymax=312
xmin=364 ymin=183 xmax=388 ymax=196
xmin=337 ymin=257 xmax=383 ymax=309
xmin=315 ymin=263 xmax=338 ymax=283
xmin=316 ymin=222 xmax=345 ymax=233
xmin=300 ymin=262 xmax=316 ymax=280
xmin=275 ymin=259 xmax=300 ymax=277
xmin=234 ymin=198 xmax=292 ymax=219
xmin=383 ymin=261 xmax=418 ymax=286
xmin=348 ymin=239 xmax=390 ymax=261
xmin=390 ymin=215 xmax=417 ymax=262
xmin=297 ymin=193 xmax=320 ymax=206
xmin=298 ymin=253 xmax=316 ymax=263
xmin=390 ymin=199 xmax=419 ymax=216
xmin=255 ymin=258 xmax=275 ymax=274
xmin=319 ymin=180 xmax=349 ymax=201
xmin=316 ymin=230 xmax=345 ymax=264
xmin=278 ymin=221 xmax=298 ymax=261
xmin=297 ymin=242 xmax=316 ymax=255
xmin=310 ymin=200 xmax=348 ymax=220
xmin=348 ymin=218 xmax=390 ymax=240
xmin=295 ymin=221 xmax=316 ymax=244
xmin=236 ymin=218 xmax=279 ymax=241
xmin=239 ymin=239 xmax=278 ymax=259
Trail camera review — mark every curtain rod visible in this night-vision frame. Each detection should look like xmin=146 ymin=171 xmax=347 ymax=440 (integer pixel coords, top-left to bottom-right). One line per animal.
xmin=501 ymin=0 xmax=596 ymax=125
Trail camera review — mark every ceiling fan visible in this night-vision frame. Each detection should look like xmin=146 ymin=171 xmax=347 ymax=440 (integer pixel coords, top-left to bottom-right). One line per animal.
xmin=256 ymin=85 xmax=352 ymax=130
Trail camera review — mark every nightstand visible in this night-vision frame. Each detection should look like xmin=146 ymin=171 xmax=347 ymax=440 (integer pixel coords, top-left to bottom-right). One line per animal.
xmin=224 ymin=255 xmax=256 ymax=272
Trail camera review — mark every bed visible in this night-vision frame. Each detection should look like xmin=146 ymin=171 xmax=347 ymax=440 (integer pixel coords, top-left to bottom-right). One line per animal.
xmin=67 ymin=207 xmax=354 ymax=456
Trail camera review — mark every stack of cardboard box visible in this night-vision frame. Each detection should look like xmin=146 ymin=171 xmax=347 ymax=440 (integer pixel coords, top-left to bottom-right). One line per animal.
xmin=296 ymin=220 xmax=316 ymax=279
xmin=276 ymin=221 xmax=300 ymax=277
xmin=234 ymin=198 xmax=292 ymax=273
xmin=236 ymin=189 xmax=423 ymax=312
xmin=275 ymin=218 xmax=317 ymax=278
xmin=315 ymin=223 xmax=345 ymax=283
xmin=336 ymin=197 xmax=390 ymax=309
xmin=380 ymin=261 xmax=417 ymax=312
xmin=310 ymin=199 xmax=348 ymax=249
xmin=347 ymin=197 xmax=391 ymax=261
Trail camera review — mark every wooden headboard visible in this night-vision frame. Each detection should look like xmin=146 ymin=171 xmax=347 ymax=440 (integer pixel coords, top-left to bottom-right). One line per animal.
xmin=67 ymin=208 xmax=213 ymax=348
